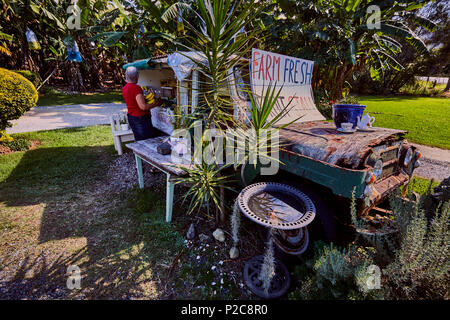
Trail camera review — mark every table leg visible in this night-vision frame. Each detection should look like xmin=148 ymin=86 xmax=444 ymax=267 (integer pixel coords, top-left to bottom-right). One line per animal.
xmin=166 ymin=173 xmax=174 ymax=223
xmin=135 ymin=154 xmax=144 ymax=189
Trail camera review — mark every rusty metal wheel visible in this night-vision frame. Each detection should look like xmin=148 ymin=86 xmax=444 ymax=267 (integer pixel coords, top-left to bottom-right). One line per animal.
xmin=273 ymin=227 xmax=310 ymax=256
xmin=243 ymin=255 xmax=291 ymax=299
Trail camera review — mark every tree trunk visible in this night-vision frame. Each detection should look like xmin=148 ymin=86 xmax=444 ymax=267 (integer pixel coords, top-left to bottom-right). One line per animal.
xmin=67 ymin=62 xmax=85 ymax=92
xmin=444 ymin=77 xmax=450 ymax=92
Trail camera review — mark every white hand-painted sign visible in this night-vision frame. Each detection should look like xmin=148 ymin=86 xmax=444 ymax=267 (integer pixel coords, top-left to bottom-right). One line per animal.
xmin=250 ymin=49 xmax=325 ymax=125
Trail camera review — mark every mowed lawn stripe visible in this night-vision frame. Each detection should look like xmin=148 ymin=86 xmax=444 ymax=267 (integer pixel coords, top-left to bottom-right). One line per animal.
xmin=360 ymin=96 xmax=449 ymax=149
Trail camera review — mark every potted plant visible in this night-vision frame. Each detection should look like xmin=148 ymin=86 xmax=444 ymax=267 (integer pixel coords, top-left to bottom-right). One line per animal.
xmin=332 ymin=94 xmax=366 ymax=130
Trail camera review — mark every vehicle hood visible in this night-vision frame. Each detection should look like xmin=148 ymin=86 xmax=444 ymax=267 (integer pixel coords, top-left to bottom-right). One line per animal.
xmin=279 ymin=121 xmax=407 ymax=169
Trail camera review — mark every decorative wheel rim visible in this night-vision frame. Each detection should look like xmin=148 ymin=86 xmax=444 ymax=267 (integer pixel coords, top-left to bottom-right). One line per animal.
xmin=273 ymin=227 xmax=310 ymax=255
xmin=243 ymin=255 xmax=291 ymax=299
xmin=238 ymin=182 xmax=316 ymax=230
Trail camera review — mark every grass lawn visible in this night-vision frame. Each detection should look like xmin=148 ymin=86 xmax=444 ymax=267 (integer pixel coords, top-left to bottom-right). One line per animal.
xmin=0 ymin=125 xmax=442 ymax=299
xmin=0 ymin=126 xmax=248 ymax=299
xmin=37 ymin=91 xmax=124 ymax=107
xmin=359 ymin=96 xmax=450 ymax=149
xmin=0 ymin=126 xmax=189 ymax=299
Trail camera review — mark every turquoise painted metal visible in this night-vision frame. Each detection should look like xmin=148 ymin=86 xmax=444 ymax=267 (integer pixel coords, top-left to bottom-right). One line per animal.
xmin=279 ymin=149 xmax=367 ymax=199
xmin=123 ymin=58 xmax=152 ymax=70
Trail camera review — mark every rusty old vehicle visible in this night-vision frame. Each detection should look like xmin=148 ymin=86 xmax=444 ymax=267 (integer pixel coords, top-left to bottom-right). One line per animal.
xmin=123 ymin=51 xmax=422 ymax=254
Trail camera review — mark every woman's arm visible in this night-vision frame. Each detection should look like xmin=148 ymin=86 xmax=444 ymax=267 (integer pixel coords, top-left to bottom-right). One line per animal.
xmin=136 ymin=93 xmax=161 ymax=111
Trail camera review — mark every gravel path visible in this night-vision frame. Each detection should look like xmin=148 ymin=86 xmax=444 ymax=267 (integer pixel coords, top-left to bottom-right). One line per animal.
xmin=411 ymin=144 xmax=450 ymax=182
xmin=6 ymin=103 xmax=127 ymax=134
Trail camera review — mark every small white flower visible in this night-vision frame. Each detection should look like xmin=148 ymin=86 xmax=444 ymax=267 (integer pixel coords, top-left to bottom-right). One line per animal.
xmin=211 ymin=266 xmax=216 ymax=271
xmin=219 ymin=260 xmax=223 ymax=265
xmin=196 ymin=255 xmax=200 ymax=260
xmin=220 ymin=278 xmax=224 ymax=284
xmin=211 ymin=282 xmax=216 ymax=286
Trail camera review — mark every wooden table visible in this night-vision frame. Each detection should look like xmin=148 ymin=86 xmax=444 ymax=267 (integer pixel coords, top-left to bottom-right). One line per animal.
xmin=126 ymin=136 xmax=192 ymax=223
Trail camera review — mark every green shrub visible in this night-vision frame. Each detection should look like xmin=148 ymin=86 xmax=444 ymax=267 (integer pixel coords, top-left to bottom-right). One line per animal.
xmin=13 ymin=70 xmax=41 ymax=88
xmin=0 ymin=68 xmax=38 ymax=137
xmin=0 ymin=137 xmax=31 ymax=151
xmin=290 ymin=182 xmax=448 ymax=300
xmin=382 ymin=198 xmax=449 ymax=299
xmin=289 ymin=241 xmax=382 ymax=300
xmin=353 ymin=185 xmax=449 ymax=300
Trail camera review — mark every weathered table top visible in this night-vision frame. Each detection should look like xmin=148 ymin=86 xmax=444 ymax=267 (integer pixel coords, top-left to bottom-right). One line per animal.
xmin=126 ymin=136 xmax=192 ymax=176
xmin=279 ymin=121 xmax=406 ymax=168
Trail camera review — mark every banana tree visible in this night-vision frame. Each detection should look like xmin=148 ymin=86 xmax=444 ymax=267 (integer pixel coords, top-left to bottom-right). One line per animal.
xmin=267 ymin=0 xmax=436 ymax=99
xmin=87 ymin=0 xmax=180 ymax=63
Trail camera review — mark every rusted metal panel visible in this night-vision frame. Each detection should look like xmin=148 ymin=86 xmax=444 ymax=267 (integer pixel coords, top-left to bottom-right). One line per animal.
xmin=368 ymin=171 xmax=409 ymax=208
xmin=279 ymin=121 xmax=406 ymax=169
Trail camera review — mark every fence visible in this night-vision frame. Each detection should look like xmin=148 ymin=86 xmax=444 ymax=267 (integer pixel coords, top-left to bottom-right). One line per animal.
xmin=415 ymin=76 xmax=449 ymax=84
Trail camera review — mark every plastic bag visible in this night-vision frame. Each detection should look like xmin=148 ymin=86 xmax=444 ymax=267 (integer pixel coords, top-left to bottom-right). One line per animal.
xmin=26 ymin=28 xmax=41 ymax=51
xmin=67 ymin=40 xmax=83 ymax=62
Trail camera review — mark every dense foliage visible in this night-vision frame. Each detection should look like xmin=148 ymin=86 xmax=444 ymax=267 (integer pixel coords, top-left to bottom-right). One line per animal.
xmin=1 ymin=0 xmax=443 ymax=96
xmin=0 ymin=68 xmax=38 ymax=137
xmin=289 ymin=185 xmax=449 ymax=300
xmin=262 ymin=0 xmax=437 ymax=99
xmin=13 ymin=70 xmax=41 ymax=87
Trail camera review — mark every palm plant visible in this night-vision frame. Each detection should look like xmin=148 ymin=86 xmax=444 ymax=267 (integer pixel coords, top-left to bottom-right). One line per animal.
xmin=0 ymin=31 xmax=13 ymax=56
xmin=167 ymin=0 xmax=269 ymax=221
xmin=169 ymin=0 xmax=268 ymax=129
xmin=177 ymin=162 xmax=233 ymax=217
xmin=266 ymin=0 xmax=437 ymax=99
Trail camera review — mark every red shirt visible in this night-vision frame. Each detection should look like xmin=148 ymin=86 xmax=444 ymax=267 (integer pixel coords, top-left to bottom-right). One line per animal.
xmin=122 ymin=83 xmax=148 ymax=117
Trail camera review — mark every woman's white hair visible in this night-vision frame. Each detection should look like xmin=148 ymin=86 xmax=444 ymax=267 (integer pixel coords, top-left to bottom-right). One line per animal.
xmin=125 ymin=66 xmax=139 ymax=83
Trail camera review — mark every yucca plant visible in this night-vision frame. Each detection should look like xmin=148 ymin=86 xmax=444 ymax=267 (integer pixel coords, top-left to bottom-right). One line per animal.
xmin=168 ymin=0 xmax=269 ymax=222
xmin=167 ymin=0 xmax=268 ymax=129
xmin=232 ymin=83 xmax=298 ymax=170
xmin=176 ymin=161 xmax=234 ymax=217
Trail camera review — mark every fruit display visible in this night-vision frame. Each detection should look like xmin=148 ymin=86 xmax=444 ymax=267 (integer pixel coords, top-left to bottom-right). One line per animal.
xmin=141 ymin=86 xmax=156 ymax=104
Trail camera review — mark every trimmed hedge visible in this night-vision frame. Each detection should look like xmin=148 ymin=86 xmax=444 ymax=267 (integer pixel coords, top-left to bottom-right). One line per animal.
xmin=13 ymin=70 xmax=41 ymax=88
xmin=0 ymin=68 xmax=38 ymax=134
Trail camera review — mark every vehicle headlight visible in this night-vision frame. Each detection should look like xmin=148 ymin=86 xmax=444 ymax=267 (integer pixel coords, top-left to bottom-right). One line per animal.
xmin=403 ymin=148 xmax=413 ymax=167
xmin=373 ymin=159 xmax=383 ymax=179
xmin=366 ymin=172 xmax=376 ymax=184
xmin=414 ymin=160 xmax=421 ymax=168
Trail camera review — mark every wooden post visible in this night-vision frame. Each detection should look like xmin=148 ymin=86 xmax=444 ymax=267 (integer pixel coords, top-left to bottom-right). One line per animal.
xmin=135 ymin=154 xmax=144 ymax=189
xmin=166 ymin=173 xmax=174 ymax=223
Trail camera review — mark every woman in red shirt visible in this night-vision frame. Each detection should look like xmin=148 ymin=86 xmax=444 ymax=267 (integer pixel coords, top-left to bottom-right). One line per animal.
xmin=123 ymin=66 xmax=162 ymax=141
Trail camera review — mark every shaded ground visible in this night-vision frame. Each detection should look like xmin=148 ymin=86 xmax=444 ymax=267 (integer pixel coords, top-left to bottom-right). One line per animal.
xmin=0 ymin=126 xmax=261 ymax=299
xmin=0 ymin=125 xmax=443 ymax=300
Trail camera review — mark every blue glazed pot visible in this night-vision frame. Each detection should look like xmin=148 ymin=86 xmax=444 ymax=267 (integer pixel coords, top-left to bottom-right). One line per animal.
xmin=332 ymin=104 xmax=366 ymax=129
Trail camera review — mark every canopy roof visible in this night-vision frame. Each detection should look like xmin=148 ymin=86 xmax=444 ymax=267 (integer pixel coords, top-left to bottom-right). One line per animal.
xmin=122 ymin=55 xmax=169 ymax=70
xmin=123 ymin=51 xmax=247 ymax=81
